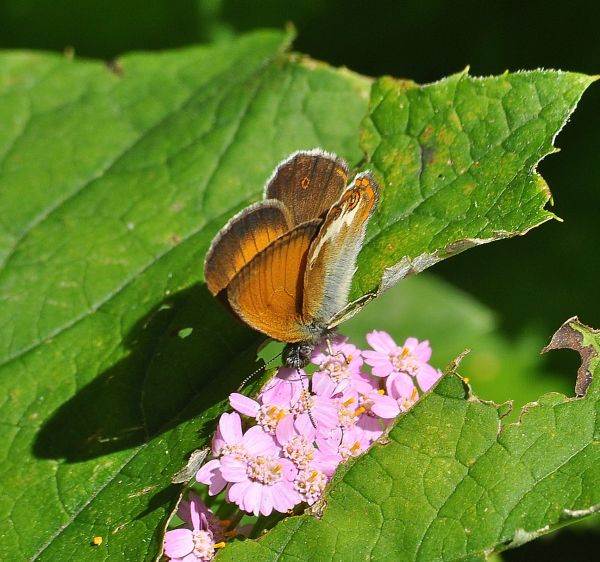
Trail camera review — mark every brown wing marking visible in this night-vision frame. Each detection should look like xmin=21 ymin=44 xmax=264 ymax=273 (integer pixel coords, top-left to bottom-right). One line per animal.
xmin=265 ymin=149 xmax=349 ymax=225
xmin=227 ymin=220 xmax=322 ymax=343
xmin=302 ymin=172 xmax=379 ymax=325
xmin=204 ymin=200 xmax=292 ymax=295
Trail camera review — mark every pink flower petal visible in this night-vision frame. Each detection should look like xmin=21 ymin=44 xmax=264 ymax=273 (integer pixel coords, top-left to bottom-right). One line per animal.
xmin=275 ymin=414 xmax=295 ymax=444
xmin=245 ymin=481 xmax=263 ymax=516
xmin=387 ymin=372 xmax=416 ymax=400
xmin=259 ymin=486 xmax=274 ymax=516
xmin=351 ymin=371 xmax=378 ymax=394
xmin=312 ymin=400 xmax=339 ymax=435
xmin=218 ymin=412 xmax=243 ymax=443
xmin=177 ymin=492 xmax=206 ymax=527
xmin=242 ymin=425 xmax=278 ymax=456
xmin=414 ymin=340 xmax=432 ymax=362
xmin=271 ymin=482 xmax=296 ymax=513
xmin=188 ymin=494 xmax=201 ymax=530
xmin=294 ymin=414 xmax=316 ymax=441
xmin=313 ymin=451 xmax=340 ymax=476
xmin=212 ymin=435 xmax=225 ymax=456
xmin=404 ymin=337 xmax=419 ymax=350
xmin=282 ymin=481 xmax=302 ymax=507
xmin=228 ymin=480 xmax=251 ymax=506
xmin=195 ymin=459 xmax=227 ymax=495
xmin=316 ymin=431 xmax=341 ymax=457
xmin=279 ymin=458 xmax=298 ymax=481
xmin=311 ymin=335 xmax=349 ymax=363
xmin=311 ymin=349 xmax=328 ymax=365
xmin=229 ymin=393 xmax=260 ymax=417
xmin=163 ymin=528 xmax=193 ymax=558
xmin=357 ymin=415 xmax=384 ymax=442
xmin=219 ymin=456 xmax=248 ymax=483
xmin=345 ymin=424 xmax=368 ymax=444
xmin=260 ymin=372 xmax=302 ymax=406
xmin=366 ymin=330 xmax=398 ymax=353
xmin=370 ymin=394 xmax=400 ymax=419
xmin=311 ymin=370 xmax=337 ymax=396
xmin=370 ymin=362 xmax=394 ymax=378
xmin=416 ymin=364 xmax=442 ymax=391
xmin=362 ymin=350 xmax=391 ymax=365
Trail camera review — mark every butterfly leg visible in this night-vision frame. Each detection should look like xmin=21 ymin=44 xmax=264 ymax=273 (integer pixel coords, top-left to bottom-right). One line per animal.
xmin=325 ymin=335 xmax=350 ymax=365
xmin=296 ymin=367 xmax=317 ymax=429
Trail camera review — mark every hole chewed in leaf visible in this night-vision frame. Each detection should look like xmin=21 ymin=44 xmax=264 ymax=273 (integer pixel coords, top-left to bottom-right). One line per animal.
xmin=542 ymin=316 xmax=599 ymax=396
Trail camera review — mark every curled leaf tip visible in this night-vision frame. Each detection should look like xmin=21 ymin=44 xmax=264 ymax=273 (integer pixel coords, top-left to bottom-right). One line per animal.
xmin=542 ymin=316 xmax=599 ymax=396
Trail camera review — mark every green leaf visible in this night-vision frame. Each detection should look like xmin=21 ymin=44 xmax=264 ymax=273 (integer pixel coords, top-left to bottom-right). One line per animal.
xmin=354 ymin=70 xmax=594 ymax=298
xmin=0 ymin=30 xmax=371 ymax=560
xmin=218 ymin=318 xmax=600 ymax=560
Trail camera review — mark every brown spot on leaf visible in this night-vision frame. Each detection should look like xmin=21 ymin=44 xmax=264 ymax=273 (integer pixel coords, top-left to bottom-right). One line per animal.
xmin=307 ymin=497 xmax=327 ymax=519
xmin=444 ymin=238 xmax=479 ymax=255
xmin=420 ymin=125 xmax=434 ymax=142
xmin=106 ymin=59 xmax=124 ymax=77
xmin=418 ymin=145 xmax=436 ymax=179
xmin=542 ymin=316 xmax=598 ymax=396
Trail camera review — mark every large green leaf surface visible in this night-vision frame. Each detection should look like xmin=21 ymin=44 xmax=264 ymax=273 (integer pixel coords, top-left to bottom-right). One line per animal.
xmin=219 ymin=318 xmax=600 ymax=560
xmin=0 ymin=28 xmax=594 ymax=560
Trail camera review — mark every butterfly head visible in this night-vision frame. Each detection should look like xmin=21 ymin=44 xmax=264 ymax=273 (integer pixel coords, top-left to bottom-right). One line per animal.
xmin=282 ymin=342 xmax=315 ymax=369
xmin=282 ymin=322 xmax=330 ymax=368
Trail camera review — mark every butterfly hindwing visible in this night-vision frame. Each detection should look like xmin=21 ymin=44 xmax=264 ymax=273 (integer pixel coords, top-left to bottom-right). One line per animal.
xmin=265 ymin=149 xmax=349 ymax=225
xmin=302 ymin=172 xmax=379 ymax=326
xmin=204 ymin=200 xmax=293 ymax=296
xmin=226 ymin=220 xmax=322 ymax=343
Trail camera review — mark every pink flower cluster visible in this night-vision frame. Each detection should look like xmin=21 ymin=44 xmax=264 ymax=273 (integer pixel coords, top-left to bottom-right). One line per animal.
xmin=164 ymin=331 xmax=441 ymax=561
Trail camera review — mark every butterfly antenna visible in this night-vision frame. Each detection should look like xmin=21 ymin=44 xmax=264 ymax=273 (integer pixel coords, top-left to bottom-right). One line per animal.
xmin=236 ymin=350 xmax=283 ymax=391
xmin=297 ymin=367 xmax=317 ymax=429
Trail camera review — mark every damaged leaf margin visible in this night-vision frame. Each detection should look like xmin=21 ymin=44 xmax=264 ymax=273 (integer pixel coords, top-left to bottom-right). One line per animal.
xmin=542 ymin=316 xmax=600 ymax=396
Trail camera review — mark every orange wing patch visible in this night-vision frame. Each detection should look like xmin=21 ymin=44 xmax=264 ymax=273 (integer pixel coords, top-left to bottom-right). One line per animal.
xmin=226 ymin=220 xmax=322 ymax=343
xmin=204 ymin=200 xmax=292 ymax=295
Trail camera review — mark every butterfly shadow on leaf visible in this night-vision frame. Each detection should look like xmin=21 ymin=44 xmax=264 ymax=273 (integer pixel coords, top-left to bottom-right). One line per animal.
xmin=33 ymin=282 xmax=262 ymax=463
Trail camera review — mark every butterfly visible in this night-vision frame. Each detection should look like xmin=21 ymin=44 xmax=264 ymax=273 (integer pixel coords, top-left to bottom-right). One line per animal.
xmin=204 ymin=149 xmax=379 ymax=368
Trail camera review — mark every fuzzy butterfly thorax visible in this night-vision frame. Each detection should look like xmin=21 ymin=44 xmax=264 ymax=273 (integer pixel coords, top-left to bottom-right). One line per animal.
xmin=204 ymin=149 xmax=379 ymax=368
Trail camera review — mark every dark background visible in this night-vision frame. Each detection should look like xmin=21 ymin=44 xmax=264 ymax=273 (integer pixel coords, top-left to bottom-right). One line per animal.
xmin=2 ymin=0 xmax=597 ymax=558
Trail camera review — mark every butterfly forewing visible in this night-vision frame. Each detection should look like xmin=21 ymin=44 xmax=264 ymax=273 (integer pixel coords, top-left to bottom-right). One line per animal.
xmin=226 ymin=220 xmax=322 ymax=343
xmin=265 ymin=149 xmax=349 ymax=225
xmin=204 ymin=200 xmax=293 ymax=295
xmin=302 ymin=172 xmax=379 ymax=326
